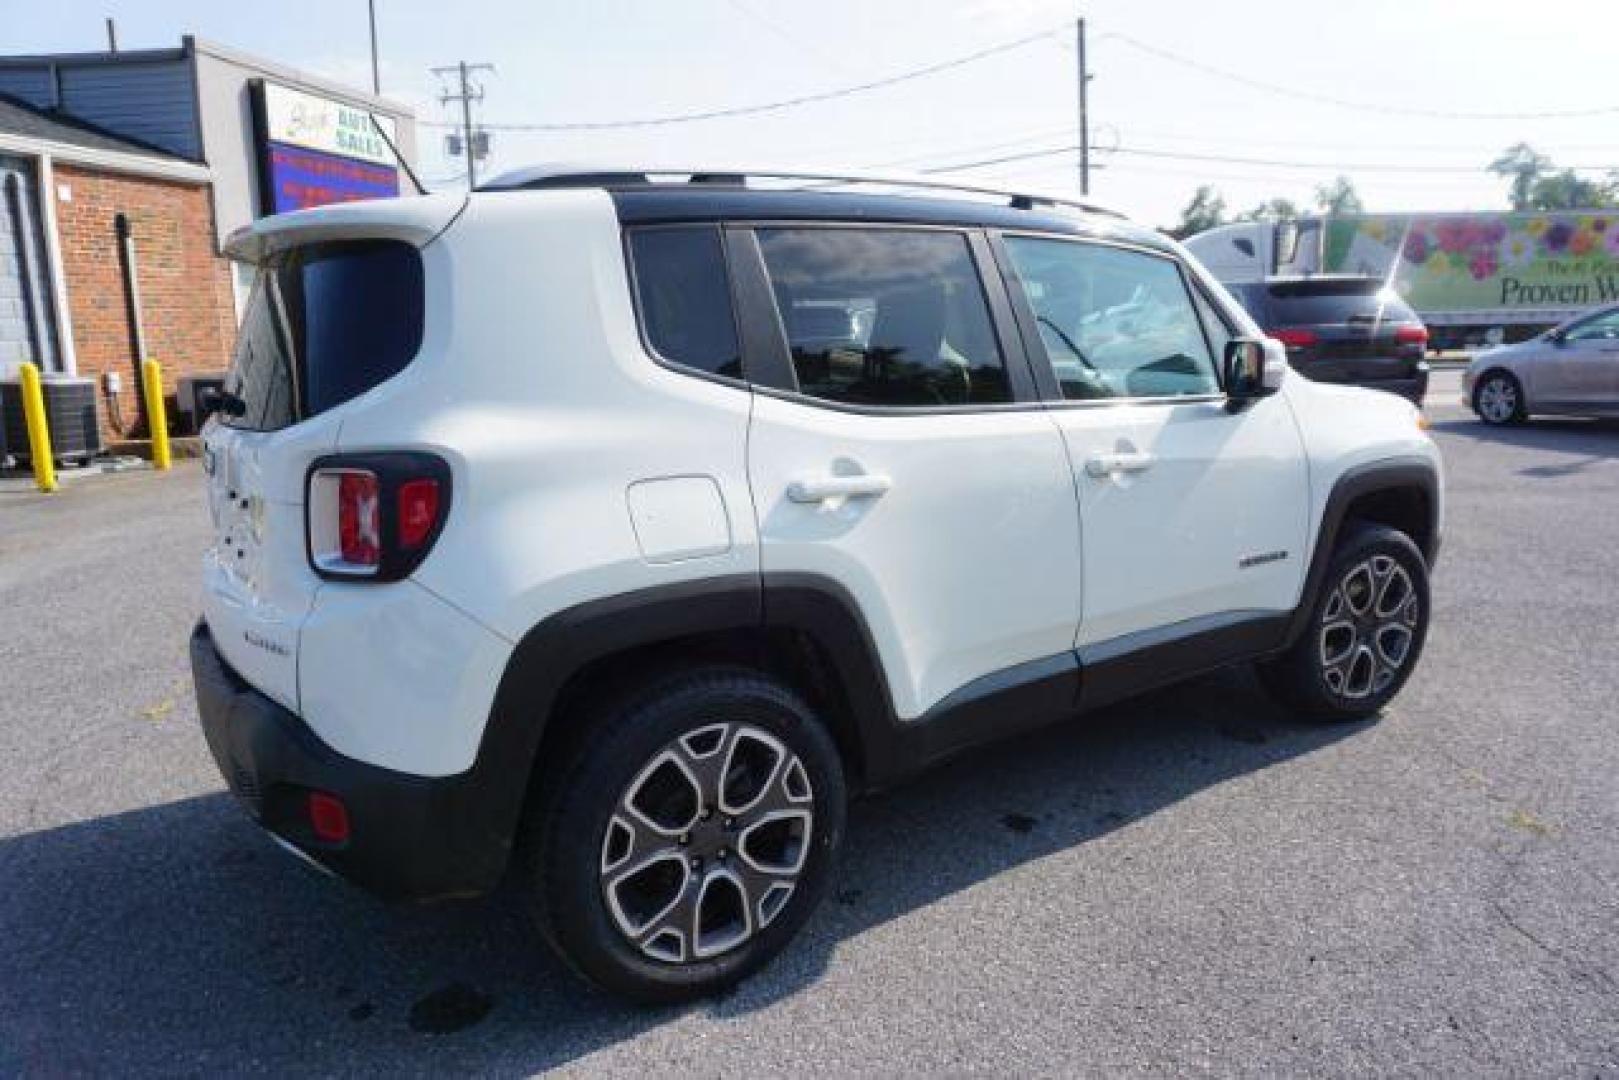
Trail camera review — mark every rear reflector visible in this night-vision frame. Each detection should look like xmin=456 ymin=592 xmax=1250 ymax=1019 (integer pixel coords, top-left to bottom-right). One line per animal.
xmin=397 ymin=478 xmax=441 ymax=550
xmin=1395 ymin=324 xmax=1430 ymax=346
xmin=307 ymin=791 xmax=351 ymax=843
xmin=1270 ymin=328 xmax=1318 ymax=348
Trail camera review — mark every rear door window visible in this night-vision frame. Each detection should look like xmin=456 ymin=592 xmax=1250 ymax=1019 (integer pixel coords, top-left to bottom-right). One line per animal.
xmin=224 ymin=239 xmax=424 ymax=431
xmin=627 ymin=226 xmax=743 ymax=379
xmin=755 ymin=227 xmax=1010 ymax=408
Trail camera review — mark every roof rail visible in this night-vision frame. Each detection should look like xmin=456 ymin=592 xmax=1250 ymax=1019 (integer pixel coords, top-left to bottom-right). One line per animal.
xmin=479 ymin=163 xmax=1128 ymax=219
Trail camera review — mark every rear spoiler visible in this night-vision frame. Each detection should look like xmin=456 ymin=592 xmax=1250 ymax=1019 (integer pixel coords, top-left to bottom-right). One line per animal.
xmin=224 ymin=193 xmax=468 ymax=263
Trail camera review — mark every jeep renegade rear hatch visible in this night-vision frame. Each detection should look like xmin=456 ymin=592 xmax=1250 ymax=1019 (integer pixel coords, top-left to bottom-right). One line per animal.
xmin=222 ymin=240 xmax=424 ymax=431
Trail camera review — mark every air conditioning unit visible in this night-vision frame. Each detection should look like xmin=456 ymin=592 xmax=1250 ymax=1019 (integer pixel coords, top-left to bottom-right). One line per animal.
xmin=0 ymin=374 xmax=101 ymax=465
xmin=177 ymin=372 xmax=228 ymax=434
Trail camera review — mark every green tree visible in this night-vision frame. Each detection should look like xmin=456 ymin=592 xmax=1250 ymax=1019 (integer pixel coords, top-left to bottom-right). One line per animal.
xmin=1172 ymin=185 xmax=1227 ymax=238
xmin=1528 ymin=169 xmax=1619 ymax=210
xmin=1489 ymin=142 xmax=1551 ymax=211
xmin=1314 ymin=175 xmax=1364 ymax=215
xmin=1241 ymin=197 xmax=1301 ymax=222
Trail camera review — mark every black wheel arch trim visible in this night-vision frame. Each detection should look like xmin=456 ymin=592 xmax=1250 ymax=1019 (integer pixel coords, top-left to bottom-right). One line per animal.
xmin=1283 ymin=456 xmax=1441 ymax=649
xmin=473 ymin=457 xmax=1439 ymax=888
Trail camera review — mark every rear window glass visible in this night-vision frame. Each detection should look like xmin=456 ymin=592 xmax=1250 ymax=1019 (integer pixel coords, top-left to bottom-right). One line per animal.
xmin=627 ymin=227 xmax=742 ymax=380
xmin=1263 ymin=281 xmax=1417 ymax=325
xmin=223 ymin=239 xmax=424 ymax=431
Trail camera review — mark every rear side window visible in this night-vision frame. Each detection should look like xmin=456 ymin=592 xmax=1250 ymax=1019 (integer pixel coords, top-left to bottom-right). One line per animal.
xmin=1264 ymin=281 xmax=1418 ymax=326
xmin=224 ymin=239 xmax=424 ymax=431
xmin=627 ymin=227 xmax=742 ymax=380
xmin=756 ymin=228 xmax=1009 ymax=408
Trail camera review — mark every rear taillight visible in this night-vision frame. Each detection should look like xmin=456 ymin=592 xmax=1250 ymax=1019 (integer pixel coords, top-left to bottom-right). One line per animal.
xmin=1270 ymin=328 xmax=1318 ymax=349
xmin=337 ymin=472 xmax=381 ymax=567
xmin=397 ymin=478 xmax=441 ymax=550
xmin=1394 ymin=324 xmax=1429 ymax=346
xmin=307 ymin=453 xmax=451 ymax=581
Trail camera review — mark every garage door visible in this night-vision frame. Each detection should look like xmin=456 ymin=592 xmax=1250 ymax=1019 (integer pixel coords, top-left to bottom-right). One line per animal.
xmin=0 ymin=154 xmax=59 ymax=381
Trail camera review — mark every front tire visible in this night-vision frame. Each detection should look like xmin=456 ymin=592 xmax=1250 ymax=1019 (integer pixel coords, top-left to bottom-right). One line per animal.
xmin=1258 ymin=523 xmax=1430 ymax=722
xmin=1474 ymin=370 xmax=1526 ymax=425
xmin=523 ymin=667 xmax=846 ymax=1004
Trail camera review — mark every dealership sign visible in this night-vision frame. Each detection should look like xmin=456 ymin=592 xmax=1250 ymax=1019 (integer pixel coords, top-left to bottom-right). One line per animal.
xmin=253 ymin=81 xmax=401 ymax=215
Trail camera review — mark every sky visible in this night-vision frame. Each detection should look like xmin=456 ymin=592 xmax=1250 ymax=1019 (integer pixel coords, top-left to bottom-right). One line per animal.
xmin=12 ymin=0 xmax=1619 ymax=227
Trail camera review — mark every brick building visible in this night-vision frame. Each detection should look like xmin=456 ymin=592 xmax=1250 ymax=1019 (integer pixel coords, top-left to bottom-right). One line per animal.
xmin=0 ymin=37 xmax=416 ymax=449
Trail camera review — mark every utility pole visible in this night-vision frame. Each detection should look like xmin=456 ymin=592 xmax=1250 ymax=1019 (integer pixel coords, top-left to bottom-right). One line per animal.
xmin=367 ymin=0 xmax=380 ymax=94
xmin=1076 ymin=18 xmax=1091 ymax=197
xmin=432 ymin=60 xmax=494 ymax=189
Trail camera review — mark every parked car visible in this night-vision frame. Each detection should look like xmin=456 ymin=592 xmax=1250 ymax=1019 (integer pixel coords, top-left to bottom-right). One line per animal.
xmin=1186 ymin=212 xmax=1619 ymax=350
xmin=1464 ymin=301 xmax=1619 ymax=424
xmin=191 ymin=168 xmax=1443 ymax=1004
xmin=1225 ymin=276 xmax=1430 ymax=403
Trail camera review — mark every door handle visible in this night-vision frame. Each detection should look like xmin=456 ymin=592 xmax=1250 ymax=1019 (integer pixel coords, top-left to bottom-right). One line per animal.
xmin=787 ymin=474 xmax=892 ymax=503
xmin=1084 ymin=451 xmax=1156 ymax=478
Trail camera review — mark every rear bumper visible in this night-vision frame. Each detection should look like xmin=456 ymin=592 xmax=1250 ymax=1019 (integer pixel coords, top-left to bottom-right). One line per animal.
xmin=1300 ymin=366 xmax=1429 ymax=405
xmin=190 ymin=621 xmax=510 ymax=901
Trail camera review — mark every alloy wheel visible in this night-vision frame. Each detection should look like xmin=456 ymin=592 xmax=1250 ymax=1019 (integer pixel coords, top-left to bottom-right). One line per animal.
xmin=1477 ymin=375 xmax=1519 ymax=423
xmin=1318 ymin=554 xmax=1420 ymax=700
xmin=600 ymin=722 xmax=815 ymax=964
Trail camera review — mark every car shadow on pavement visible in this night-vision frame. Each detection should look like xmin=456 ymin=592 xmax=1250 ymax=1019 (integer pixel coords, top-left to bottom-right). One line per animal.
xmin=0 ymin=667 xmax=1365 ymax=1075
xmin=1429 ymin=417 xmax=1619 ymax=477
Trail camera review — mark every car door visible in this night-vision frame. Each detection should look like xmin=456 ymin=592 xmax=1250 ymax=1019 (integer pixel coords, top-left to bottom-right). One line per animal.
xmin=1544 ymin=306 xmax=1619 ymax=408
xmin=994 ymin=233 xmax=1310 ymax=672
xmin=735 ymin=224 xmax=1082 ymax=722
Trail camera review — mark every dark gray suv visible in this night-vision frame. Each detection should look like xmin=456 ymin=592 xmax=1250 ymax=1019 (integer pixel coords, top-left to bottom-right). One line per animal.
xmin=1227 ymin=276 xmax=1430 ymax=404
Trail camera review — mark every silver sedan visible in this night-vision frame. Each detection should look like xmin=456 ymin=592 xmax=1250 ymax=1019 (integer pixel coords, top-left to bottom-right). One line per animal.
xmin=1464 ymin=302 xmax=1619 ymax=425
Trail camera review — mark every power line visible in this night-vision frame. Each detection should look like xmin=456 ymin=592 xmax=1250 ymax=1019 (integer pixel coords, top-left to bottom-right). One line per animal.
xmin=417 ymin=25 xmax=1067 ymax=131
xmin=1103 ymin=32 xmax=1619 ymax=121
xmin=1115 ymin=145 xmax=1618 ymax=174
xmin=912 ymin=142 xmax=1617 ymax=177
xmin=1104 ymin=126 xmax=1619 ymax=157
xmin=868 ymin=125 xmax=1076 ymax=168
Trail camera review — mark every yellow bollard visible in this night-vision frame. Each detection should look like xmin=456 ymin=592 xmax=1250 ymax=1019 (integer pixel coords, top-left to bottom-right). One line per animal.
xmin=18 ymin=362 xmax=56 ymax=493
xmin=140 ymin=357 xmax=171 ymax=471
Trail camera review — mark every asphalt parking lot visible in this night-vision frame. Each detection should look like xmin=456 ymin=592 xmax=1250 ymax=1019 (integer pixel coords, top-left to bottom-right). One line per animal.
xmin=2 ymin=369 xmax=1616 ymax=1075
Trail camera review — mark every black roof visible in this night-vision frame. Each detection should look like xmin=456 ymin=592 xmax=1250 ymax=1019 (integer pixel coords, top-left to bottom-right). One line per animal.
xmin=608 ymin=186 xmax=1174 ymax=252
xmin=0 ymin=91 xmax=187 ymax=162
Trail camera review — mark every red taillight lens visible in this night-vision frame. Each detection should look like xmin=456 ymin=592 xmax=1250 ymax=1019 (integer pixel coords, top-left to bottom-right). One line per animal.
xmin=337 ymin=471 xmax=381 ymax=566
xmin=1395 ymin=324 xmax=1429 ymax=346
xmin=307 ymin=791 xmax=351 ymax=844
xmin=397 ymin=478 xmax=441 ymax=550
xmin=1270 ymin=328 xmax=1319 ymax=349
xmin=308 ymin=454 xmax=450 ymax=581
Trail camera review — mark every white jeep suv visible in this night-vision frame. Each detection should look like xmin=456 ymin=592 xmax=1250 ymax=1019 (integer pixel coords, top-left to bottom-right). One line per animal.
xmin=191 ymin=168 xmax=1442 ymax=1002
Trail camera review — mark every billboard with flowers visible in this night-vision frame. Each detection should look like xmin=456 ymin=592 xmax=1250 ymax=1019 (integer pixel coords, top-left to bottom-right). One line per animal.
xmin=1323 ymin=214 xmax=1619 ymax=313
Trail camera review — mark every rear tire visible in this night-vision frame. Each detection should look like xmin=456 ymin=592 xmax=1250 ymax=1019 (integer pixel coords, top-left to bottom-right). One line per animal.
xmin=1257 ymin=523 xmax=1430 ymax=722
xmin=1473 ymin=370 xmax=1526 ymax=425
xmin=522 ymin=667 xmax=846 ymax=1004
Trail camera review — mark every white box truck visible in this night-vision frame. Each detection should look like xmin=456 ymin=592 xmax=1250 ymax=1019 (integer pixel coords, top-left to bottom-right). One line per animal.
xmin=1186 ymin=212 xmax=1619 ymax=349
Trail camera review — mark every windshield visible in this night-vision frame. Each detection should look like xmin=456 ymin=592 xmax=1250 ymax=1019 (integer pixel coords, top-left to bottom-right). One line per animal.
xmin=223 ymin=239 xmax=425 ymax=432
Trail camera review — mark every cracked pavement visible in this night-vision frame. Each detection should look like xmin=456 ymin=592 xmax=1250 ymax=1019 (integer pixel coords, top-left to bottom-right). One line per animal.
xmin=0 ymin=369 xmax=1615 ymax=1075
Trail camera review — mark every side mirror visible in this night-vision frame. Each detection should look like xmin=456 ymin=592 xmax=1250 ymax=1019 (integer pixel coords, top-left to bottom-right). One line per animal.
xmin=1224 ymin=338 xmax=1284 ymax=407
xmin=1547 ymin=328 xmax=1567 ymax=346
